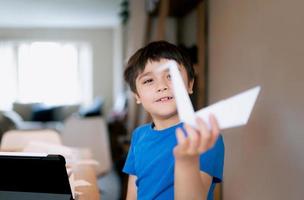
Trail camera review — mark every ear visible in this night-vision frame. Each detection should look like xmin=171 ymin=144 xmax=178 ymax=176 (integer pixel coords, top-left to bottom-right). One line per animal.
xmin=133 ymin=93 xmax=141 ymax=104
xmin=188 ymin=79 xmax=194 ymax=94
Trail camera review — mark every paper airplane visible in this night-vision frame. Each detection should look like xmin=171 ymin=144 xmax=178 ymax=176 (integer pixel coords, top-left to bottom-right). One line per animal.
xmin=159 ymin=60 xmax=261 ymax=130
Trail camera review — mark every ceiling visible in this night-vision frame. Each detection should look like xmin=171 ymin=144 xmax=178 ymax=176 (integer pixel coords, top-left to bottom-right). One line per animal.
xmin=0 ymin=0 xmax=122 ymax=28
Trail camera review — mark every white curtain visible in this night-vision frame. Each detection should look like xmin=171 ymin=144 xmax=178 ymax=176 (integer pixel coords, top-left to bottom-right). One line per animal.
xmin=0 ymin=43 xmax=17 ymax=110
xmin=0 ymin=41 xmax=93 ymax=110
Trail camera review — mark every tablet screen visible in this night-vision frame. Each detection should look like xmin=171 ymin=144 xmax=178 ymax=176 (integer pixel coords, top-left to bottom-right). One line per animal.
xmin=0 ymin=154 xmax=73 ymax=200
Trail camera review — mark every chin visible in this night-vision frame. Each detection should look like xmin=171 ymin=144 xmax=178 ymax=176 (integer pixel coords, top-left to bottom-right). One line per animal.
xmin=153 ymin=109 xmax=178 ymax=120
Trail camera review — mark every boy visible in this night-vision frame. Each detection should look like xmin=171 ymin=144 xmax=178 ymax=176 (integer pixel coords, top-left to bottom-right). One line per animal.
xmin=123 ymin=41 xmax=224 ymax=200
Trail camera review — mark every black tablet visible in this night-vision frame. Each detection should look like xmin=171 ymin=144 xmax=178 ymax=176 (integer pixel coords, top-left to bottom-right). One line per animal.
xmin=0 ymin=153 xmax=73 ymax=200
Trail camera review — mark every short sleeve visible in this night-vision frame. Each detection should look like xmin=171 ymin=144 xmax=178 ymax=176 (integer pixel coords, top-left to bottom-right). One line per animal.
xmin=122 ymin=130 xmax=138 ymax=175
xmin=199 ymin=134 xmax=225 ymax=183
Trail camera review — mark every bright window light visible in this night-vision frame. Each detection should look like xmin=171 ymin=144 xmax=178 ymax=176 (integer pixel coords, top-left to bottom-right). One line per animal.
xmin=18 ymin=42 xmax=80 ymax=105
xmin=0 ymin=44 xmax=17 ymax=110
xmin=0 ymin=41 xmax=92 ymax=109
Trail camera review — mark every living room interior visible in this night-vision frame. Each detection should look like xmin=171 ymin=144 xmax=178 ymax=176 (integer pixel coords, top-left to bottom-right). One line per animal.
xmin=0 ymin=0 xmax=303 ymax=200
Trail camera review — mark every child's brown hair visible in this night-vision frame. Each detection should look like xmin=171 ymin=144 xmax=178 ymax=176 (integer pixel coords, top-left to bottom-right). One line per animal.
xmin=124 ymin=41 xmax=195 ymax=93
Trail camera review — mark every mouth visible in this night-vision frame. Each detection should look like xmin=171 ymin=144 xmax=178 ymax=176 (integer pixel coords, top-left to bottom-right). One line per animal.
xmin=156 ymin=96 xmax=174 ymax=102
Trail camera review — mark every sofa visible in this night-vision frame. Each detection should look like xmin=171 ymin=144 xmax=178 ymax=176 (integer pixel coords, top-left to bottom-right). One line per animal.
xmin=0 ymin=97 xmax=104 ymax=142
xmin=0 ymin=103 xmax=79 ymax=141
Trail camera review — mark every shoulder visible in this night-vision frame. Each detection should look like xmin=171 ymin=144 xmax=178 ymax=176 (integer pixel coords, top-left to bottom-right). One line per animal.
xmin=134 ymin=123 xmax=151 ymax=133
xmin=130 ymin=123 xmax=152 ymax=142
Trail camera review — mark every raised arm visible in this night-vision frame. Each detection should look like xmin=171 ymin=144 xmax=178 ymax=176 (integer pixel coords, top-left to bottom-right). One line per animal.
xmin=174 ymin=115 xmax=220 ymax=200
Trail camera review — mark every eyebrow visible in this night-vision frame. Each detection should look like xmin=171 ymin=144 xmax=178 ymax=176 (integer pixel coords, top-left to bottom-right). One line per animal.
xmin=137 ymin=71 xmax=153 ymax=81
xmin=137 ymin=67 xmax=171 ymax=81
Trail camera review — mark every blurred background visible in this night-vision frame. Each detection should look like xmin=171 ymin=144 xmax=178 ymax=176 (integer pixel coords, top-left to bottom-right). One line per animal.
xmin=0 ymin=0 xmax=303 ymax=200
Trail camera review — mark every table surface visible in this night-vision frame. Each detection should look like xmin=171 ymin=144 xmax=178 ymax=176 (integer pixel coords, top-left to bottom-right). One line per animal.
xmin=0 ymin=148 xmax=101 ymax=200
xmin=74 ymin=164 xmax=100 ymax=200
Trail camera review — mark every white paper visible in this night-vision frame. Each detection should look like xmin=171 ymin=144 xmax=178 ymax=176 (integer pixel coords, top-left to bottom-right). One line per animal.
xmin=195 ymin=86 xmax=261 ymax=129
xmin=159 ymin=60 xmax=261 ymax=130
xmin=158 ymin=60 xmax=196 ymax=127
xmin=23 ymin=141 xmax=76 ymax=163
xmin=76 ymin=159 xmax=100 ymax=166
xmin=69 ymin=173 xmax=76 ymax=199
xmin=69 ymin=173 xmax=91 ymax=200
xmin=74 ymin=180 xmax=91 ymax=187
xmin=0 ymin=152 xmax=47 ymax=157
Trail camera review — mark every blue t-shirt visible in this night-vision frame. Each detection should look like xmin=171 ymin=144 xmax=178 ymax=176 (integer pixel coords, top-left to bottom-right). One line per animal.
xmin=123 ymin=122 xmax=225 ymax=200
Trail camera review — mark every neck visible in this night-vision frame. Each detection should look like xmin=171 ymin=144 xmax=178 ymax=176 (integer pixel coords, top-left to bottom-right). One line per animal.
xmin=152 ymin=114 xmax=180 ymax=130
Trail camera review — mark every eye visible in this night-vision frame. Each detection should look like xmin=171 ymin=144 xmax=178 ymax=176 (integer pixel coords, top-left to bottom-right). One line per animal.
xmin=143 ymin=78 xmax=153 ymax=84
xmin=167 ymin=74 xmax=171 ymax=80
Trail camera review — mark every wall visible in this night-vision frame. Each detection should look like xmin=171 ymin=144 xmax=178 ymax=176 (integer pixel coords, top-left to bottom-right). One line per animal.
xmin=0 ymin=27 xmax=115 ymax=116
xmin=178 ymin=9 xmax=197 ymax=47
xmin=209 ymin=0 xmax=304 ymax=199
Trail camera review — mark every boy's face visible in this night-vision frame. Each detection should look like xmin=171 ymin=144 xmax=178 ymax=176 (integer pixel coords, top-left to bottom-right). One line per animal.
xmin=134 ymin=59 xmax=194 ymax=121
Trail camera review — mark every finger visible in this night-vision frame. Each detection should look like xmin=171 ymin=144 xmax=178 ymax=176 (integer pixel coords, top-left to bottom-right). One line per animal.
xmin=196 ymin=117 xmax=210 ymax=136
xmin=176 ymin=128 xmax=186 ymax=145
xmin=196 ymin=117 xmax=212 ymax=140
xmin=209 ymin=114 xmax=220 ymax=147
xmin=210 ymin=114 xmax=220 ymax=136
xmin=184 ymin=124 xmax=200 ymax=154
xmin=175 ymin=128 xmax=189 ymax=156
xmin=184 ymin=123 xmax=197 ymax=140
xmin=196 ymin=117 xmax=212 ymax=152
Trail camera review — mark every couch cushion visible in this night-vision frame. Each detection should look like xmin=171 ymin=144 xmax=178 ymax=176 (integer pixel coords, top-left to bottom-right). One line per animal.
xmin=31 ymin=105 xmax=59 ymax=122
xmin=13 ymin=102 xmax=39 ymax=121
xmin=78 ymin=97 xmax=104 ymax=117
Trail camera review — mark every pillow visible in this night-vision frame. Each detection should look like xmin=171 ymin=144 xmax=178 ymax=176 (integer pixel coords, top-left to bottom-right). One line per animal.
xmin=31 ymin=104 xmax=58 ymax=122
xmin=78 ymin=97 xmax=104 ymax=117
xmin=13 ymin=102 xmax=38 ymax=121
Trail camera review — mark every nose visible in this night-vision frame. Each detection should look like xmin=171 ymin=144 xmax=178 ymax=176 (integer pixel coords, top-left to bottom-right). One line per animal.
xmin=156 ymin=79 xmax=169 ymax=92
xmin=157 ymin=86 xmax=168 ymax=92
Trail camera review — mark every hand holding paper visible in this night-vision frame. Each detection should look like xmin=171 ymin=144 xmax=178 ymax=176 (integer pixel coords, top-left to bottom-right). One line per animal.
xmin=159 ymin=60 xmax=261 ymax=130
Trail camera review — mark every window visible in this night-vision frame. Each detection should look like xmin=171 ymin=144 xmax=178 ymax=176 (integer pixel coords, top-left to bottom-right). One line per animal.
xmin=0 ymin=41 xmax=92 ymax=110
xmin=0 ymin=43 xmax=17 ymax=110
